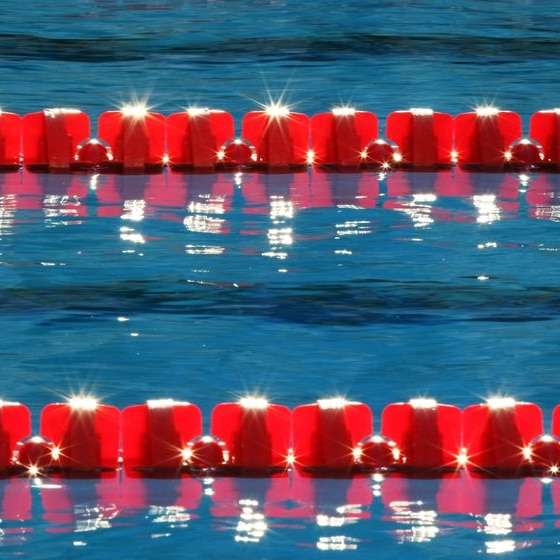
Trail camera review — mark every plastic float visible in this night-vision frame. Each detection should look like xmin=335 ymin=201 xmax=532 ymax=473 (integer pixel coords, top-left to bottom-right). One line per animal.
xmin=380 ymin=398 xmax=462 ymax=473
xmin=4 ymin=396 xmax=560 ymax=478
xmin=241 ymin=106 xmax=310 ymax=169
xmin=462 ymin=398 xmax=544 ymax=475
xmin=454 ymin=107 xmax=545 ymax=170
xmin=121 ymin=398 xmax=292 ymax=476
xmin=97 ymin=106 xmax=167 ymax=172
xmin=386 ymin=108 xmax=454 ymax=169
xmin=22 ymin=109 xmax=91 ymax=171
xmin=454 ymin=108 xmax=522 ymax=169
xmin=309 ymin=108 xmax=387 ymax=169
xmin=292 ymin=399 xmax=373 ymax=474
xmin=2 ymin=104 xmax=558 ymax=173
xmin=166 ymin=108 xmax=238 ymax=170
xmin=16 ymin=397 xmax=120 ymax=475
xmin=211 ymin=398 xmax=292 ymax=474
xmin=121 ymin=399 xmax=203 ymax=475
xmin=0 ymin=401 xmax=31 ymax=474
xmin=530 ymin=109 xmax=560 ymax=169
xmin=0 ymin=111 xmax=22 ymax=170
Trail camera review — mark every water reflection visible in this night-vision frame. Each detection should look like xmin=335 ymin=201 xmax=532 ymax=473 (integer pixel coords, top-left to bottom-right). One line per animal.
xmin=234 ymin=498 xmax=268 ymax=543
xmin=526 ymin=174 xmax=560 ymax=221
xmin=384 ymin=170 xmax=523 ymax=225
xmin=1 ymin=170 xmax=560 ymax=229
xmin=2 ymin=472 xmax=560 ymax=552
xmin=389 ymin=193 xmax=438 ymax=228
xmin=316 ymin=535 xmax=360 ymax=551
xmin=0 ymin=170 xmax=558 ymax=327
xmin=309 ymin=171 xmax=380 ymax=208
xmin=32 ymin=474 xmax=120 ymax=533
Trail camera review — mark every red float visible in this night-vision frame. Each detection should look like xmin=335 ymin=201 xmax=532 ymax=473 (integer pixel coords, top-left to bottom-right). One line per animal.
xmin=74 ymin=138 xmax=113 ymax=169
xmin=40 ymin=398 xmax=121 ymax=472
xmin=355 ymin=434 xmax=401 ymax=470
xmin=364 ymin=138 xmax=399 ymax=168
xmin=185 ymin=435 xmax=226 ymax=469
xmin=381 ymin=398 xmax=462 ymax=472
xmin=310 ymin=108 xmax=378 ymax=168
xmin=7 ymin=104 xmax=560 ymax=174
xmin=506 ymin=138 xmax=544 ymax=168
xmin=454 ymin=108 xmax=522 ymax=169
xmin=241 ymin=106 xmax=310 ymax=168
xmin=0 ymin=111 xmax=22 ymax=169
xmin=2 ymin=396 xmax=560 ymax=479
xmin=167 ymin=108 xmax=235 ymax=170
xmin=386 ymin=108 xmax=454 ymax=168
xmin=526 ymin=435 xmax=560 ymax=475
xmin=22 ymin=108 xmax=90 ymax=171
xmin=529 ymin=109 xmax=560 ymax=167
xmin=462 ymin=398 xmax=543 ymax=474
xmin=218 ymin=138 xmax=256 ymax=167
xmin=0 ymin=401 xmax=31 ymax=472
xmin=9 ymin=104 xmax=560 ymax=174
xmin=122 ymin=399 xmax=202 ymax=473
xmin=98 ymin=106 xmax=166 ymax=172
xmin=211 ymin=398 xmax=292 ymax=472
xmin=15 ymin=436 xmax=56 ymax=473
xmin=546 ymin=404 xmax=560 ymax=474
xmin=292 ymin=399 xmax=372 ymax=473
xmin=309 ymin=169 xmax=380 ymax=208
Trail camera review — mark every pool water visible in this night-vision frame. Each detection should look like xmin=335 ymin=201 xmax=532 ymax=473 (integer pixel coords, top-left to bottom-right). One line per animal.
xmin=4 ymin=169 xmax=560 ymax=414
xmin=3 ymin=0 xmax=560 ymax=558
xmin=2 ymin=169 xmax=560 ymax=558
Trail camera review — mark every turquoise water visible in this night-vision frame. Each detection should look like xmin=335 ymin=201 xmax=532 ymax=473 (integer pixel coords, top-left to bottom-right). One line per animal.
xmin=2 ymin=169 xmax=560 ymax=558
xmin=2 ymin=0 xmax=560 ymax=121
xmin=3 ymin=0 xmax=560 ymax=558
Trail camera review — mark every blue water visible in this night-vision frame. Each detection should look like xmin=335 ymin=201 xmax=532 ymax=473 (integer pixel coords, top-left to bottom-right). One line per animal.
xmin=3 ymin=1 xmax=560 ymax=558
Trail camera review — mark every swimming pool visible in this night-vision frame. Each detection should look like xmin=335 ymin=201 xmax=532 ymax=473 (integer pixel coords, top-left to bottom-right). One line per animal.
xmin=3 ymin=0 xmax=560 ymax=557
xmin=1 ymin=168 xmax=560 ymax=558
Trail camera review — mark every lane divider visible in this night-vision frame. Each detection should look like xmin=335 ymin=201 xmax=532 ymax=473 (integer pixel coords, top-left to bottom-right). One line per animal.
xmin=1 ymin=105 xmax=560 ymax=172
xmin=2 ymin=396 xmax=560 ymax=478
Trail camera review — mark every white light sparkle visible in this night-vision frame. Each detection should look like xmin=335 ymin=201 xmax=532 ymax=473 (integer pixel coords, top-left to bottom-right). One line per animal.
xmin=486 ymin=397 xmax=516 ymax=409
xmin=239 ymin=397 xmax=269 ymax=410
xmin=409 ymin=398 xmax=438 ymax=409
xmin=69 ymin=397 xmax=98 ymax=411
xmin=475 ymin=105 xmax=500 ymax=117
xmin=332 ymin=107 xmax=356 ymax=117
xmin=317 ymin=398 xmax=349 ymax=410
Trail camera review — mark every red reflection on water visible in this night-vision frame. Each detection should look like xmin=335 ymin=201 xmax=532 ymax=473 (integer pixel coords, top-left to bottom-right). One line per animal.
xmin=39 ymin=474 xmax=120 ymax=533
xmin=3 ymin=170 xmax=560 ymax=230
xmin=241 ymin=172 xmax=312 ymax=214
xmin=210 ymin=474 xmax=291 ymax=518
xmin=0 ymin=172 xmax=88 ymax=212
xmin=309 ymin=170 xmax=380 ymax=208
xmin=120 ymin=473 xmax=202 ymax=512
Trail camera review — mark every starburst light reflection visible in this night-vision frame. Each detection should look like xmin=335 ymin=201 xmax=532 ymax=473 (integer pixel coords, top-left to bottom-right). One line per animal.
xmin=317 ymin=397 xmax=350 ymax=410
xmin=410 ymin=108 xmax=434 ymax=116
xmin=332 ymin=106 xmax=356 ymax=117
xmin=475 ymin=105 xmax=500 ymax=117
xmin=486 ymin=397 xmax=516 ymax=410
xmin=69 ymin=396 xmax=98 ymax=411
xmin=239 ymin=396 xmax=269 ymax=410
xmin=234 ymin=499 xmax=268 ymax=543
xmin=409 ymin=398 xmax=438 ymax=409
xmin=264 ymin=102 xmax=290 ymax=118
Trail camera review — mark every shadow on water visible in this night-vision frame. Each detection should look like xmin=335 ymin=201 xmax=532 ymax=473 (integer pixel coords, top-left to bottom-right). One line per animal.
xmin=3 ymin=278 xmax=559 ymax=326
xmin=1 ymin=33 xmax=559 ymax=63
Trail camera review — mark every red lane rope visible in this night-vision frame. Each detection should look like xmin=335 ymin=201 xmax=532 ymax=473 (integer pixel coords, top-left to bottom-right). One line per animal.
xmin=2 ymin=397 xmax=560 ymax=478
xmin=1 ymin=106 xmax=560 ymax=172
